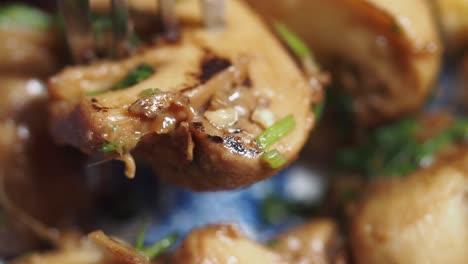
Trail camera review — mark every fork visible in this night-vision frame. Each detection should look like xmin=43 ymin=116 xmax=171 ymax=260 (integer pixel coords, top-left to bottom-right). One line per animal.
xmin=57 ymin=0 xmax=226 ymax=64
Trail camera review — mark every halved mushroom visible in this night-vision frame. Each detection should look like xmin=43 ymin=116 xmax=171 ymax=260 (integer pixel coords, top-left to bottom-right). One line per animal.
xmin=247 ymin=0 xmax=441 ymax=126
xmin=48 ymin=0 xmax=321 ymax=190
xmin=350 ymin=145 xmax=468 ymax=264
xmin=434 ymin=0 xmax=468 ymax=52
xmin=0 ymin=4 xmax=64 ymax=78
xmin=270 ymin=219 xmax=347 ymax=264
xmin=173 ymin=225 xmax=284 ymax=264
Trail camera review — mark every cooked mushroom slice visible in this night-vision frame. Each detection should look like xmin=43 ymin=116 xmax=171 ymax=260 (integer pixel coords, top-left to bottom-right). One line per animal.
xmin=48 ymin=0 xmax=320 ymax=190
xmin=0 ymin=4 xmax=64 ymax=77
xmin=350 ymin=146 xmax=468 ymax=264
xmin=11 ymin=231 xmax=148 ymax=264
xmin=173 ymin=225 xmax=285 ymax=264
xmin=435 ymin=0 xmax=468 ymax=51
xmin=270 ymin=219 xmax=347 ymax=264
xmin=248 ymin=0 xmax=441 ymax=126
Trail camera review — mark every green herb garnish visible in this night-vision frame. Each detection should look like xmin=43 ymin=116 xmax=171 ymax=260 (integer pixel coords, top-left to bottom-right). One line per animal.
xmin=102 ymin=141 xmax=119 ymax=153
xmin=139 ymin=88 xmax=161 ymax=97
xmin=274 ymin=22 xmax=320 ymax=73
xmin=140 ymin=232 xmax=179 ymax=259
xmin=255 ymin=114 xmax=295 ymax=149
xmin=129 ymin=32 xmax=142 ymax=48
xmin=266 ymin=239 xmax=279 ymax=247
xmin=261 ymin=149 xmax=288 ymax=169
xmin=261 ymin=195 xmax=292 ymax=225
xmin=0 ymin=4 xmax=51 ymax=29
xmin=135 ymin=224 xmax=148 ymax=251
xmin=336 ymin=117 xmax=468 ymax=179
xmin=86 ymin=89 xmax=108 ymax=96
xmin=112 ymin=64 xmax=155 ymax=91
xmin=275 ymin=22 xmax=310 ymax=59
xmin=390 ymin=22 xmax=401 ymax=35
xmin=313 ymin=100 xmax=325 ymax=122
xmin=91 ymin=14 xmax=112 ymax=46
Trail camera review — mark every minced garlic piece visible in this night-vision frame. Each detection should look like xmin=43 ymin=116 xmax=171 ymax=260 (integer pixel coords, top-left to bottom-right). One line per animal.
xmin=251 ymin=107 xmax=275 ymax=128
xmin=204 ymin=108 xmax=238 ymax=128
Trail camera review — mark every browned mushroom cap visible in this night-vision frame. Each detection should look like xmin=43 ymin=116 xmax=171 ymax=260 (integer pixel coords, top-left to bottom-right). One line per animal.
xmin=248 ymin=0 xmax=441 ymax=126
xmin=350 ymin=146 xmax=468 ymax=264
xmin=435 ymin=0 xmax=468 ymax=52
xmin=172 ymin=224 xmax=285 ymax=263
xmin=48 ymin=0 xmax=321 ymax=190
xmin=0 ymin=8 xmax=64 ymax=78
xmin=270 ymin=219 xmax=347 ymax=264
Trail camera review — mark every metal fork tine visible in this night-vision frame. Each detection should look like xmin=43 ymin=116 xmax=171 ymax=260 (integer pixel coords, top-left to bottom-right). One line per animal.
xmin=201 ymin=0 xmax=225 ymax=30
xmin=111 ymin=0 xmax=132 ymax=58
xmin=158 ymin=0 xmax=179 ymax=41
xmin=57 ymin=0 xmax=95 ymax=63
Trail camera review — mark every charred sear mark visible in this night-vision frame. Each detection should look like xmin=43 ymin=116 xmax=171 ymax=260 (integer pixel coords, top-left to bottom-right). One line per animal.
xmin=224 ymin=136 xmax=259 ymax=158
xmin=200 ymin=53 xmax=232 ymax=83
xmin=180 ymin=82 xmax=200 ymax=93
xmin=242 ymin=76 xmax=252 ymax=88
xmin=192 ymin=122 xmax=205 ymax=132
xmin=91 ymin=98 xmax=98 ymax=103
xmin=208 ymin=135 xmax=224 ymax=143
xmin=91 ymin=103 xmax=109 ymax=112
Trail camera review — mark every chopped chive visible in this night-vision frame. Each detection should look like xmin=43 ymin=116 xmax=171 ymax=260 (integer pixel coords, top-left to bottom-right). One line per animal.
xmin=135 ymin=224 xmax=148 ymax=251
xmin=0 ymin=4 xmax=51 ymax=29
xmin=260 ymin=195 xmax=291 ymax=225
xmin=141 ymin=232 xmax=179 ymax=259
xmin=274 ymin=22 xmax=320 ymax=73
xmin=262 ymin=149 xmax=288 ymax=169
xmin=85 ymin=89 xmax=108 ymax=96
xmin=275 ymin=22 xmax=310 ymax=58
xmin=129 ymin=32 xmax=142 ymax=48
xmin=266 ymin=239 xmax=279 ymax=247
xmin=390 ymin=22 xmax=401 ymax=35
xmin=139 ymin=88 xmax=161 ymax=97
xmin=336 ymin=117 xmax=468 ymax=179
xmin=112 ymin=64 xmax=155 ymax=91
xmin=255 ymin=114 xmax=295 ymax=149
xmin=313 ymin=101 xmax=325 ymax=122
xmin=102 ymin=141 xmax=119 ymax=153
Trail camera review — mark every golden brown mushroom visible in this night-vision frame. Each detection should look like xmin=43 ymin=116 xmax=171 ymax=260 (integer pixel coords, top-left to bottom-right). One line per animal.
xmin=48 ymin=0 xmax=322 ymax=190
xmin=434 ymin=0 xmax=468 ymax=52
xmin=270 ymin=219 xmax=347 ymax=264
xmin=248 ymin=0 xmax=441 ymax=126
xmin=350 ymin=146 xmax=468 ymax=264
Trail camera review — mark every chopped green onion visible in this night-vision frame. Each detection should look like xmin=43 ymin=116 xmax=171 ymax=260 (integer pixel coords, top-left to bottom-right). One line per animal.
xmin=260 ymin=195 xmax=291 ymax=225
xmin=275 ymin=22 xmax=320 ymax=73
xmin=102 ymin=141 xmax=119 ymax=153
xmin=255 ymin=114 xmax=295 ymax=149
xmin=266 ymin=239 xmax=279 ymax=247
xmin=390 ymin=22 xmax=401 ymax=35
xmin=262 ymin=149 xmax=288 ymax=169
xmin=313 ymin=101 xmax=325 ymax=122
xmin=141 ymin=232 xmax=179 ymax=259
xmin=0 ymin=4 xmax=51 ymax=29
xmin=135 ymin=224 xmax=148 ymax=251
xmin=86 ymin=89 xmax=108 ymax=96
xmin=336 ymin=117 xmax=468 ymax=179
xmin=112 ymin=64 xmax=155 ymax=91
xmin=91 ymin=14 xmax=112 ymax=45
xmin=129 ymin=32 xmax=142 ymax=48
xmin=139 ymin=88 xmax=161 ymax=97
xmin=275 ymin=22 xmax=310 ymax=59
